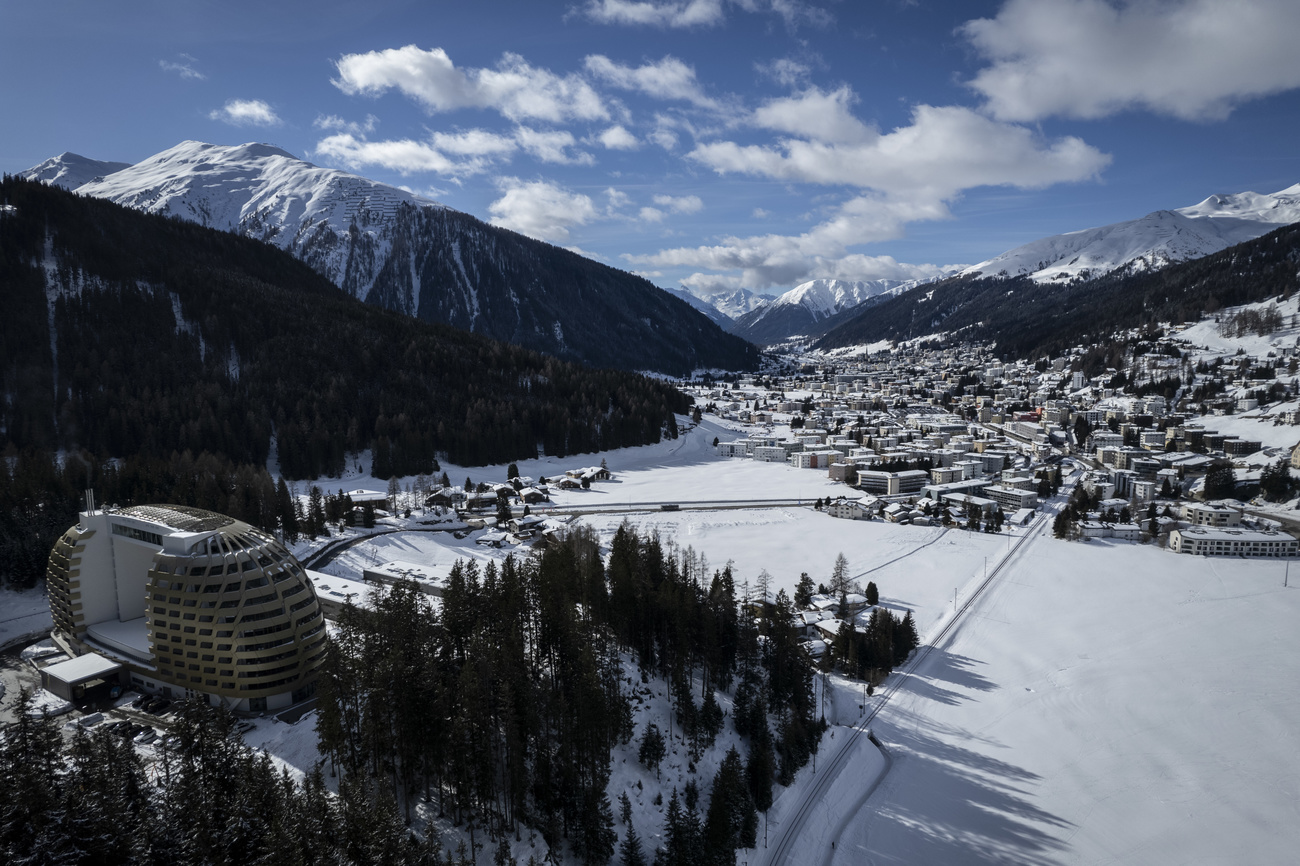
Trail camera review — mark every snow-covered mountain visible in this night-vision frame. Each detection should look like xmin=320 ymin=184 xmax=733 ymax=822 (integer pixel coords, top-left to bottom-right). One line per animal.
xmin=25 ymin=141 xmax=757 ymax=374
xmin=733 ymin=278 xmax=919 ymax=344
xmin=963 ymin=184 xmax=1300 ymax=284
xmin=71 ymin=141 xmax=446 ymax=301
xmin=20 ymin=152 xmax=131 ymax=190
xmin=663 ymin=286 xmax=736 ymax=332
xmin=708 ymin=288 xmax=774 ymax=320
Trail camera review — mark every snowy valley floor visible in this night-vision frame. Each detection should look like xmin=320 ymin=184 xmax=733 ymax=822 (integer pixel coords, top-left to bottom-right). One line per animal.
xmin=833 ymin=535 xmax=1300 ymax=866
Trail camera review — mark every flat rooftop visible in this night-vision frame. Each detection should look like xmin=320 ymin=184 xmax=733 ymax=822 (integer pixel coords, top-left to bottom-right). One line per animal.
xmin=85 ymin=617 xmax=152 ymax=663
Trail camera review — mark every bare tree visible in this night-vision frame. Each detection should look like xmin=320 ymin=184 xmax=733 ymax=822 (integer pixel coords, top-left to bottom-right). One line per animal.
xmin=830 ymin=552 xmax=850 ymax=596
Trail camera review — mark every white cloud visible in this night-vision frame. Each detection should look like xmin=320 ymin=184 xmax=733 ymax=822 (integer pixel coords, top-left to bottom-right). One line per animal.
xmin=333 ymin=45 xmax=608 ymax=124
xmin=756 ymin=57 xmax=812 ymax=88
xmin=752 ymin=86 xmax=874 ymax=144
xmin=314 ymin=124 xmax=595 ymax=176
xmin=648 ymin=127 xmax=679 ymax=150
xmin=578 ymin=0 xmax=830 ymax=29
xmin=640 ymin=206 xmax=667 ymax=222
xmin=429 ymin=128 xmax=517 ymax=158
xmin=691 ymin=103 xmax=1108 ymax=200
xmin=633 ymin=101 xmax=1107 ymax=289
xmin=313 ymin=114 xmax=378 ymax=135
xmin=964 ymin=0 xmax=1300 ymax=122
xmin=632 ymin=194 xmax=952 ymax=288
xmin=737 ymin=0 xmax=832 ymax=29
xmin=752 ymin=207 xmax=771 ymax=218
xmin=514 ymin=127 xmax=595 ymax=165
xmin=488 ymin=177 xmax=599 ymax=243
xmin=160 ymin=55 xmax=205 ymax=80
xmin=578 ymin=0 xmax=726 ymax=28
xmin=652 ymin=194 xmax=703 ymax=214
xmin=605 ymin=187 xmax=633 ymax=209
xmin=598 ymin=125 xmax=640 ymax=150
xmin=584 ymin=55 xmax=720 ymax=109
xmin=314 ymin=133 xmax=489 ymax=176
xmin=208 ymin=99 xmax=281 ymax=127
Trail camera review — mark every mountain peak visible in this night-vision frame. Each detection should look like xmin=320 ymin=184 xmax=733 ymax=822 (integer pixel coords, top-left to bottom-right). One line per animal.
xmin=19 ymin=152 xmax=133 ymax=190
xmin=962 ymin=181 xmax=1300 ymax=284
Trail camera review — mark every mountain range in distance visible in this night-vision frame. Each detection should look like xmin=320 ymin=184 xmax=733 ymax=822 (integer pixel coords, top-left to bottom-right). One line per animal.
xmin=21 ymin=142 xmax=756 ymax=376
xmin=21 ymin=142 xmax=1300 ymax=359
xmin=669 ymin=182 xmax=1300 ymax=346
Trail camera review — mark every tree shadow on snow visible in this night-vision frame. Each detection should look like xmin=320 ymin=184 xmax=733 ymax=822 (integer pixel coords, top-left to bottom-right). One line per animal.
xmin=917 ymin=649 xmax=999 ymax=694
xmin=859 ymin=707 xmax=1074 ymax=866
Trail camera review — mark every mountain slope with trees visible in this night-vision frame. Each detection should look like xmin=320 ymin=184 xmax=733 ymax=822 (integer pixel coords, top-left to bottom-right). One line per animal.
xmin=816 ymin=220 xmax=1300 ymax=359
xmin=0 ymin=177 xmax=691 ymax=475
xmin=43 ymin=142 xmax=758 ymax=374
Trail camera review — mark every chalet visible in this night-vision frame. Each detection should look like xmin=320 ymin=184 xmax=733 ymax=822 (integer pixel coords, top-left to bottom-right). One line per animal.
xmin=518 ymin=486 xmax=549 ymax=504
xmin=566 ymin=466 xmax=612 ymax=482
xmin=425 ymin=487 xmax=466 ymax=508
xmin=507 ymin=514 xmax=547 ymax=537
xmin=343 ymin=489 xmax=388 ymax=504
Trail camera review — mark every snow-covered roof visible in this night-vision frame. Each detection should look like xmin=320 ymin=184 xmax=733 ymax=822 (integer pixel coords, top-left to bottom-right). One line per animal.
xmin=41 ymin=652 xmax=122 ymax=683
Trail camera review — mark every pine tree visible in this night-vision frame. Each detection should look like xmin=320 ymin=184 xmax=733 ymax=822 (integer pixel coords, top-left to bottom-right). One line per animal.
xmin=619 ymin=823 xmax=647 ymax=866
xmin=275 ymin=477 xmax=299 ymax=542
xmin=864 ymin=581 xmax=879 ymax=607
xmin=702 ymin=747 xmax=755 ymax=866
xmin=307 ymin=485 xmax=326 ymax=538
xmin=639 ymin=723 xmax=666 ymax=781
xmin=793 ymin=572 xmax=815 ymax=609
xmin=830 ymin=553 xmax=850 ymax=595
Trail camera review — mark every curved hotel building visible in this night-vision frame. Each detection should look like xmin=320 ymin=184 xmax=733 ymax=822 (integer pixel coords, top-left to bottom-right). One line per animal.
xmin=45 ymin=502 xmax=325 ymax=712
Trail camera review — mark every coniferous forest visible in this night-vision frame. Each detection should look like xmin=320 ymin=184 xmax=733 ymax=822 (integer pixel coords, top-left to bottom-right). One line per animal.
xmin=0 ymin=177 xmax=696 ymax=585
xmin=0 ymin=525 xmax=833 ymax=866
xmin=316 ymin=525 xmax=826 ymax=866
xmin=0 ymin=177 xmax=690 ymax=475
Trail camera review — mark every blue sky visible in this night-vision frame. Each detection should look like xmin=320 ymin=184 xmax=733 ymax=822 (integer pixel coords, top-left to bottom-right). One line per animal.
xmin=5 ymin=0 xmax=1300 ymax=297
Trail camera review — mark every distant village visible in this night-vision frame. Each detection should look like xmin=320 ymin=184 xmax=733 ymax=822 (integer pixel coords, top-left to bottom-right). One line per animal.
xmin=684 ymin=322 xmax=1300 ymax=560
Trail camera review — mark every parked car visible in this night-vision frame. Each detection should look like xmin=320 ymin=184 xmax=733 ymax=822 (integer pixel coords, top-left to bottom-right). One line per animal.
xmin=144 ymin=697 xmax=171 ymax=715
xmin=133 ymin=728 xmax=158 ymax=745
xmin=77 ymin=712 xmax=105 ymax=728
xmin=130 ymin=694 xmax=150 ymax=709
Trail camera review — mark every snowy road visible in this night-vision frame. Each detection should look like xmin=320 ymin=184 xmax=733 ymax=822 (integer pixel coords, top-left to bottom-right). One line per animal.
xmin=759 ymin=513 xmax=1052 ymax=866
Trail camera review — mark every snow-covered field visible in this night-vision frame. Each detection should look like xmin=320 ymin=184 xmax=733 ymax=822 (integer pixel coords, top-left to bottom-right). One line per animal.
xmin=0 ymin=585 xmax=53 ymax=651
xmin=835 ymin=534 xmax=1300 ymax=865
xmin=578 ymin=508 xmax=1013 ymax=638
xmin=294 ymin=415 xmax=846 ymax=512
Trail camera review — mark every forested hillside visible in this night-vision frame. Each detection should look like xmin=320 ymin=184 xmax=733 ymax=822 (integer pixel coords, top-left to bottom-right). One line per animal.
xmin=816 ymin=221 xmax=1300 ymax=359
xmin=0 ymin=177 xmax=690 ymax=475
xmin=0 ymin=177 xmax=693 ymax=586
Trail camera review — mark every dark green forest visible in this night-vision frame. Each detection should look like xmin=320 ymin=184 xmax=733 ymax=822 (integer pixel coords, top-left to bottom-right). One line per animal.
xmin=0 ymin=177 xmax=691 ymax=475
xmin=815 ymin=221 xmax=1300 ymax=358
xmin=317 ymin=525 xmax=828 ymax=866
xmin=0 ymin=525 xmax=856 ymax=866
xmin=0 ymin=177 xmax=701 ymax=586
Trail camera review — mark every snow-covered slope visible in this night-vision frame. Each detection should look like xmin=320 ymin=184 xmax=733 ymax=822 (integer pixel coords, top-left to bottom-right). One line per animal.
xmin=19 ymin=152 xmax=132 ymax=190
xmin=733 ymin=278 xmax=924 ymax=345
xmin=709 ymin=288 xmax=774 ymax=320
xmin=663 ymin=286 xmax=736 ymax=332
xmin=74 ymin=141 xmax=444 ymax=301
xmin=26 ymin=141 xmax=756 ymax=373
xmin=771 ymin=278 xmax=906 ymax=320
xmin=964 ymin=183 xmax=1300 ymax=284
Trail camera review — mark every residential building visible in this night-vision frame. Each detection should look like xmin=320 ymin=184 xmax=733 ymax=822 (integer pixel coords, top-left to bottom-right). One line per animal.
xmin=1169 ymin=527 xmax=1297 ymax=557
